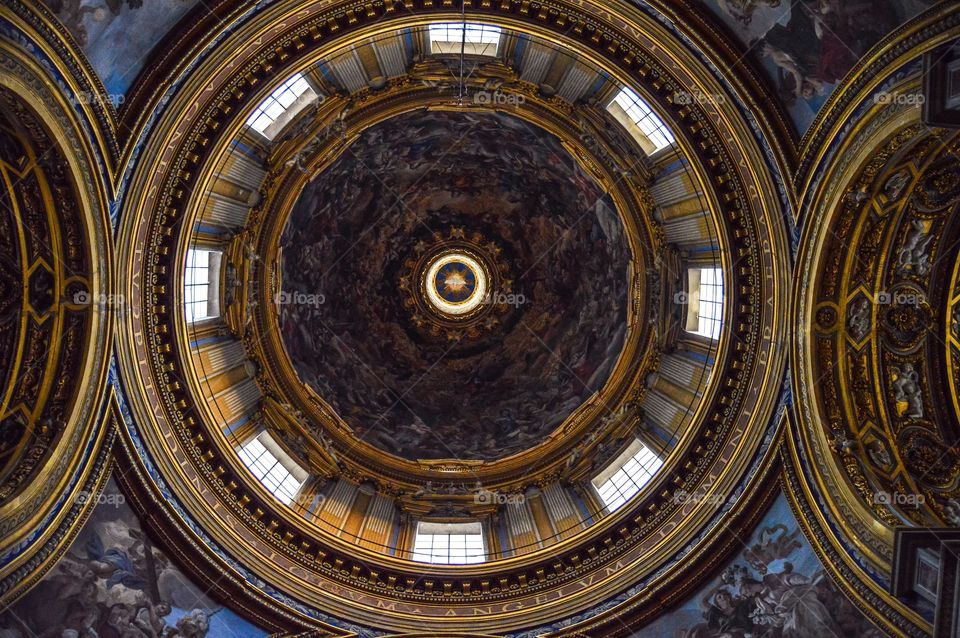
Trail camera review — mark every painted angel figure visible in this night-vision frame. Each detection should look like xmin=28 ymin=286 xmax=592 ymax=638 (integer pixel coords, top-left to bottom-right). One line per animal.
xmin=716 ymin=0 xmax=782 ymax=26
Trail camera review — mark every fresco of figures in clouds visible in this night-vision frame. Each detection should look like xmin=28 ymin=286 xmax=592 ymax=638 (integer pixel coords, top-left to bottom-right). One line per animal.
xmin=631 ymin=495 xmax=884 ymax=638
xmin=0 ymin=478 xmax=268 ymax=638
xmin=701 ymin=0 xmax=937 ymax=134
xmin=279 ymin=111 xmax=629 ymax=462
xmin=44 ymin=0 xmax=199 ymax=98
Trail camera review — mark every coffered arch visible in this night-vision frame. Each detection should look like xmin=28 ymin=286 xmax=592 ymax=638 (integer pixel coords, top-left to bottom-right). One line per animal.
xmin=0 ymin=15 xmax=115 ymax=601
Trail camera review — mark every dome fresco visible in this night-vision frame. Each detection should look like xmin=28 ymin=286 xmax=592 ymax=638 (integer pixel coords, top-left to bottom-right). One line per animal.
xmin=278 ymin=110 xmax=630 ymax=461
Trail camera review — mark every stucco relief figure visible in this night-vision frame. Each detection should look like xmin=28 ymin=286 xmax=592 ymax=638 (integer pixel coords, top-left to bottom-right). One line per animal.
xmin=830 ymin=433 xmax=857 ymax=455
xmin=883 ymin=170 xmax=911 ymax=201
xmin=284 ymin=136 xmax=321 ymax=174
xmin=846 ymin=297 xmax=871 ymax=341
xmin=897 ymin=220 xmax=934 ymax=276
xmin=844 ymin=188 xmax=869 ymax=205
xmin=867 ymin=441 xmax=893 ymax=468
xmin=891 ymin=364 xmax=924 ymax=419
xmin=945 ymin=499 xmax=960 ymax=526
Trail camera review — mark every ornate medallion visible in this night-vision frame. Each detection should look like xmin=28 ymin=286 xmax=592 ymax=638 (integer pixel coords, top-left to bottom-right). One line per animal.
xmin=425 ymin=253 xmax=484 ymax=314
xmin=401 ymin=228 xmax=513 ymax=341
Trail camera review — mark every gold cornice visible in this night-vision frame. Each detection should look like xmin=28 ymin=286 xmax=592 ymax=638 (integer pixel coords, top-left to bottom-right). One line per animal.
xmin=113 ymin=0 xmax=789 ymax=631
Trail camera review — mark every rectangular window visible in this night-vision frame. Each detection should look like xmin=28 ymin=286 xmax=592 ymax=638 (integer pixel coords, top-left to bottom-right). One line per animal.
xmin=184 ymin=248 xmax=221 ymax=323
xmin=686 ymin=267 xmax=723 ymax=340
xmin=412 ymin=521 xmax=485 ymax=564
xmin=608 ymin=87 xmax=674 ymax=153
xmin=246 ymin=72 xmax=316 ymax=139
xmin=238 ymin=432 xmax=308 ymax=505
xmin=428 ymin=23 xmax=502 ymax=56
xmin=592 ymin=440 xmax=664 ymax=512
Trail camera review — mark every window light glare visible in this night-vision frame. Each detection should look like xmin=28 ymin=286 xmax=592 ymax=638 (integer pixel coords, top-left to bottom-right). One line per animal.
xmin=246 ymin=73 xmax=314 ymax=137
xmin=428 ymin=23 xmax=502 ymax=56
xmin=184 ymin=248 xmax=217 ymax=323
xmin=692 ymin=267 xmax=723 ymax=340
xmin=238 ymin=434 xmax=306 ymax=506
xmin=610 ymin=87 xmax=674 ymax=152
xmin=428 ymin=22 xmax=502 ymax=44
xmin=412 ymin=522 xmax=485 ymax=564
xmin=593 ymin=442 xmax=663 ymax=512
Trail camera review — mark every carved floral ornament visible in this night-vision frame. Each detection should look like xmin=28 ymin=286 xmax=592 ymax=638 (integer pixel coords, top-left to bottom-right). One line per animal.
xmin=108 ymin=2 xmax=789 ymax=632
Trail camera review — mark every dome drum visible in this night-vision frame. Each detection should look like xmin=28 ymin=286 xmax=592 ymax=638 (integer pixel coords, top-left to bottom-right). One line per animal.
xmin=111 ymin=1 xmax=789 ymax=633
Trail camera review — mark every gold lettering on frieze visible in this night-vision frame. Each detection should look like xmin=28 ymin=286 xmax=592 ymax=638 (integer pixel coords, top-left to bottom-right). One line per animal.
xmin=657 ymin=520 xmax=677 ymax=540
xmin=715 ymin=440 xmax=734 ymax=465
xmin=726 ymin=425 xmax=744 ymax=449
xmin=761 ymin=236 xmax=772 ymax=255
xmin=603 ymin=559 xmax=626 ymax=576
xmin=534 ymin=590 xmax=564 ymax=605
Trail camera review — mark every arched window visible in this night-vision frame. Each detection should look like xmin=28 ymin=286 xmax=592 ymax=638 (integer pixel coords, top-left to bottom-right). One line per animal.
xmin=237 ymin=431 xmax=308 ymax=505
xmin=184 ymin=248 xmax=222 ymax=323
xmin=246 ymin=72 xmax=317 ymax=139
xmin=427 ymin=23 xmax=502 ymax=56
xmin=607 ymin=87 xmax=674 ymax=153
xmin=591 ymin=439 xmax=663 ymax=512
xmin=412 ymin=521 xmax=485 ymax=564
xmin=685 ymin=267 xmax=724 ymax=340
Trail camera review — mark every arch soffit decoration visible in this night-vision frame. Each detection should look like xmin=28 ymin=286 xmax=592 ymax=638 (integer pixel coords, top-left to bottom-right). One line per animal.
xmin=789 ymin=6 xmax=960 ymax=638
xmin=0 ymin=2 xmax=121 ymax=179
xmin=0 ymin=16 xmax=115 ymax=602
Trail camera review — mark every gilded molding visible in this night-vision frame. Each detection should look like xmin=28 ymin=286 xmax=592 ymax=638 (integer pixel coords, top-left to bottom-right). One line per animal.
xmin=113 ymin=0 xmax=789 ymax=632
